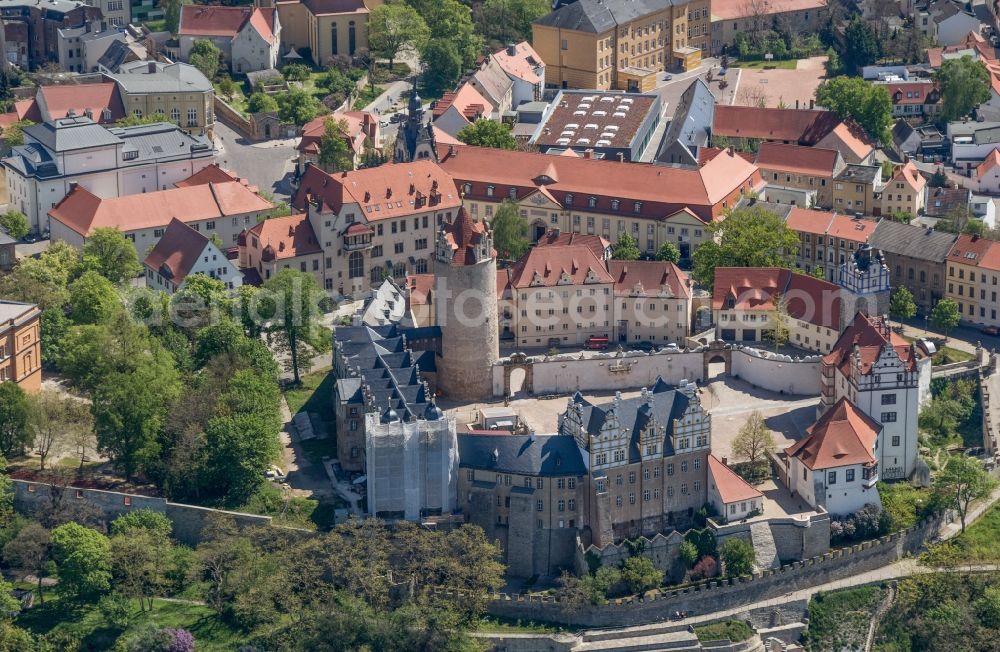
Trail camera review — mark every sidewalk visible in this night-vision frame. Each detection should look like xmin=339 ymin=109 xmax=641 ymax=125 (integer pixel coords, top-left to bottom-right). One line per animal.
xmin=362 ymin=79 xmax=414 ymax=115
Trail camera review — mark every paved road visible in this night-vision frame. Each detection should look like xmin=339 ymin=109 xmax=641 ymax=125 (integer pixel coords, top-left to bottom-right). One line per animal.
xmin=213 ymin=121 xmax=298 ymax=202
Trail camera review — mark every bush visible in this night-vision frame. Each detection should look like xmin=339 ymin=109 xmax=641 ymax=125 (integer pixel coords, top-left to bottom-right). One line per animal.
xmin=621 ymin=556 xmax=663 ymax=593
xmin=720 ymin=538 xmax=755 ymax=577
xmin=684 ymin=528 xmax=717 ymax=559
xmin=695 ymin=620 xmax=754 ymax=643
xmin=679 ymin=540 xmax=699 ymax=568
xmin=830 ymin=503 xmax=891 ymax=545
xmin=281 ymin=63 xmax=312 ymax=81
xmin=690 ymin=555 xmax=718 ymax=581
xmin=98 ymin=592 xmax=131 ymax=629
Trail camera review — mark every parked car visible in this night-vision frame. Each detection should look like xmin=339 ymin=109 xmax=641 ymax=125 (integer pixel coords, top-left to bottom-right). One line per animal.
xmin=981 ymin=325 xmax=999 ymax=336
xmin=584 ymin=335 xmax=610 ymax=350
xmin=633 ymin=341 xmax=656 ymax=352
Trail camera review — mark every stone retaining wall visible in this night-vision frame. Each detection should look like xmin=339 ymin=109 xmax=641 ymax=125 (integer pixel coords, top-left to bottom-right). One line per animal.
xmin=12 ymin=479 xmax=273 ymax=546
xmin=481 ymin=517 xmax=937 ymax=628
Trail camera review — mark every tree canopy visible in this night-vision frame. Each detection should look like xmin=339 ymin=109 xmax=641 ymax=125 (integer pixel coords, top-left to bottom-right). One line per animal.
xmin=422 ymin=39 xmax=463 ymax=95
xmin=936 ymin=55 xmax=992 ymax=123
xmin=81 ymin=227 xmax=142 ymax=284
xmin=889 ymin=287 xmax=917 ymax=323
xmin=476 ymin=0 xmax=550 ymax=45
xmin=843 ymin=17 xmax=880 ymax=74
xmin=275 ymin=87 xmax=325 ymax=125
xmin=815 ymin=76 xmax=892 ymax=142
xmin=0 ymin=209 xmax=28 ymax=239
xmin=456 ymin=120 xmax=518 ymax=150
xmin=934 ymin=455 xmax=996 ymax=531
xmin=489 ymin=200 xmax=530 ymax=261
xmin=655 ymin=241 xmax=681 ymax=263
xmin=691 ymin=206 xmax=799 ymax=289
xmin=189 ymin=39 xmax=221 ymax=81
xmin=246 ymin=92 xmax=279 ymax=114
xmin=720 ymin=538 xmax=756 ymax=577
xmin=611 ymin=232 xmax=642 ymax=260
xmin=318 ymin=117 xmax=355 ymax=172
xmin=930 ymin=298 xmax=961 ymax=339
xmin=369 ymin=3 xmax=429 ymax=71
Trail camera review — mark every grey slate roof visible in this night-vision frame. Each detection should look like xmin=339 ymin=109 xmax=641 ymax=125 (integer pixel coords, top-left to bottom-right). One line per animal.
xmin=458 ymin=433 xmax=587 ymax=476
xmin=110 ymin=61 xmax=212 ymax=93
xmin=22 ymin=117 xmax=121 ymax=153
xmin=535 ymin=0 xmax=673 ymax=33
xmin=574 ymin=378 xmax=689 ymax=463
xmin=0 ymin=228 xmax=15 ymax=246
xmin=109 ymin=122 xmax=213 ymax=163
xmin=869 ymin=220 xmax=958 ymax=262
xmin=98 ymin=39 xmax=133 ymax=73
xmin=334 ymin=322 xmax=440 ymax=422
xmin=656 ymin=78 xmax=715 ymax=166
xmin=0 ymin=300 xmax=39 ymax=325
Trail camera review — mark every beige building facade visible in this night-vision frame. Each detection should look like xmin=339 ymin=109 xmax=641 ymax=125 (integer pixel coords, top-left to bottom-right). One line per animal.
xmin=273 ymin=0 xmax=380 ymax=65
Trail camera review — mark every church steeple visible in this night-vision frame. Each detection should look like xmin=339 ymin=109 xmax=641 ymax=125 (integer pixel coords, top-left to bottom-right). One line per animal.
xmin=393 ymin=78 xmax=438 ymax=164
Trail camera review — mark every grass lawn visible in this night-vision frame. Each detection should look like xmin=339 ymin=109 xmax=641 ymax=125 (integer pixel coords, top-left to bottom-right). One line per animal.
xmin=215 ymin=82 xmax=249 ymax=114
xmin=899 ymin=334 xmax=974 ymax=364
xmin=950 ymin=501 xmax=1000 ymax=562
xmin=17 ymin=596 xmax=246 ymax=651
xmin=694 ymin=620 xmax=754 ymax=643
xmin=802 ymin=586 xmax=883 ymax=651
xmin=731 ymin=59 xmax=798 ymax=69
xmin=239 ymin=483 xmax=338 ymax=530
xmin=353 ymin=83 xmax=385 ymax=110
xmin=879 ymin=482 xmax=935 ymax=531
xmin=142 ymin=18 xmax=167 ymax=32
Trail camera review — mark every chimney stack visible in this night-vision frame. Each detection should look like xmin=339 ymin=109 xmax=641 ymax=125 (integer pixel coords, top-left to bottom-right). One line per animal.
xmin=148 ymin=61 xmax=156 ymax=73
xmin=507 ymin=43 xmax=517 ymax=56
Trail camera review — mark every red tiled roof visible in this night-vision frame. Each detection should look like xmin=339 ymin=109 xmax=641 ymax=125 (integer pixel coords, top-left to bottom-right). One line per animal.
xmin=712 ymin=0 xmax=826 ymax=20
xmin=297 ymin=111 xmax=375 ymax=156
xmin=14 ymin=99 xmax=38 ymax=122
xmin=698 ymin=146 xmax=756 ymax=166
xmin=0 ymin=112 xmax=19 ymax=130
xmin=292 ymin=161 xmax=460 ymax=220
xmin=492 ymin=41 xmax=543 ymax=84
xmin=712 ymin=267 xmax=843 ymax=329
xmin=977 ymin=239 xmax=1000 ymax=272
xmin=786 ymin=398 xmax=880 ymax=470
xmin=248 ymin=7 xmax=276 ymax=42
xmin=977 ymin=149 xmax=1000 ymax=177
xmin=885 ymin=81 xmax=939 ymax=105
xmin=948 ymin=233 xmax=994 ymax=268
xmin=175 ymin=164 xmax=258 ymax=192
xmin=756 ymin=142 xmax=840 ymax=177
xmin=143 ymin=218 xmax=210 ymax=285
xmin=509 ymin=243 xmax=612 ymax=287
xmin=714 ymin=106 xmax=842 ymax=145
xmin=406 ymin=273 xmax=435 ymax=307
xmin=179 ymin=5 xmax=276 ymax=42
xmin=892 ymin=160 xmax=926 ymax=192
xmin=825 ymin=214 xmax=876 ymax=243
xmin=815 ymin=122 xmax=875 ymax=162
xmin=785 ymin=207 xmax=836 ymax=236
xmin=607 ymin=260 xmax=691 ymax=298
xmin=50 ymin=181 xmax=273 ymax=237
xmin=437 ymin=144 xmax=763 ymax=223
xmin=432 ymin=84 xmax=494 ymax=121
xmin=707 ymin=454 xmax=763 ymax=503
xmin=441 ymin=207 xmax=494 ymax=266
xmin=246 ymin=213 xmax=321 ymax=260
xmin=31 ymin=83 xmax=125 ymax=123
xmin=536 ymin=230 xmax=609 ymax=259
xmin=823 ymin=312 xmax=923 ymax=377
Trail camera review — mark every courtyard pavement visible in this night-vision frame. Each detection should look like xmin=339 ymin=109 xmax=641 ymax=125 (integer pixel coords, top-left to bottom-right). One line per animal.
xmin=213 ymin=121 xmax=299 ymax=202
xmin=731 ymin=56 xmax=828 ymax=110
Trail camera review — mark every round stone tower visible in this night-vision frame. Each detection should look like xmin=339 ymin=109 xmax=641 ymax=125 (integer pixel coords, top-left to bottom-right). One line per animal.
xmin=434 ymin=207 xmax=499 ymax=401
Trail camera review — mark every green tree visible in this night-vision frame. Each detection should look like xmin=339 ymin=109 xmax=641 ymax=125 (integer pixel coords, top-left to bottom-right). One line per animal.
xmin=68 ymin=270 xmax=120 ymax=325
xmin=815 ymin=76 xmax=892 ymax=142
xmin=422 ymin=39 xmax=463 ymax=95
xmin=0 ymin=456 xmax=11 ymax=529
xmin=612 ymin=232 xmax=642 ymax=260
xmin=936 ymin=55 xmax=992 ymax=123
xmin=679 ymin=540 xmax=699 ymax=568
xmin=975 ymin=586 xmax=1000 ymax=628
xmin=216 ymin=76 xmax=238 ymax=101
xmin=720 ymin=538 xmax=756 ymax=577
xmin=843 ymin=17 xmax=879 ymax=74
xmin=111 ymin=529 xmax=172 ymax=611
xmin=477 ymin=0 xmax=550 ymax=44
xmin=81 ymin=227 xmax=142 ymax=284
xmin=110 ymin=509 xmax=173 ymax=538
xmin=0 ymin=382 xmax=29 ymax=457
xmin=0 ymin=239 xmax=80 ymax=311
xmin=764 ymin=294 xmax=791 ymax=351
xmin=933 ymin=455 xmax=996 ymax=532
xmin=189 ymin=39 xmax=221 ymax=81
xmin=929 ymin=167 xmax=949 ymax=188
xmin=412 ymin=0 xmax=481 ymax=68
xmin=0 ymin=210 xmax=28 ymax=240
xmin=27 ymin=389 xmax=92 ymax=471
xmin=0 ymin=576 xmax=20 ymax=620
xmin=275 ymin=87 xmax=325 ymax=125
xmin=369 ymin=3 xmax=429 ymax=71
xmin=930 ymin=298 xmax=961 ymax=340
xmin=159 ymin=0 xmax=190 ymax=33
xmin=246 ymin=91 xmax=279 ymax=114
xmin=456 ymin=119 xmax=518 ymax=150
xmin=655 ymin=241 xmax=681 ymax=263
xmin=3 ymin=522 xmax=51 ymax=604
xmin=692 ymin=206 xmax=799 ymax=290
xmin=889 ymin=286 xmax=917 ymax=324
xmin=318 ymin=117 xmax=355 ymax=172
xmin=263 ymin=269 xmax=326 ymax=385
xmin=50 ymin=522 xmax=112 ymax=600
xmin=280 ymin=63 xmax=311 ymax=81
xmin=731 ymin=410 xmax=775 ymax=470
xmin=488 ymin=199 xmax=530 ymax=261
xmin=621 ymin=556 xmax=663 ymax=593
xmin=1 ymin=120 xmax=33 ymax=147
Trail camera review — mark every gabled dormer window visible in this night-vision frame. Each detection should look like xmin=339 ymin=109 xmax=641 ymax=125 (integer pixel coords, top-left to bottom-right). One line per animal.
xmin=588 ymin=196 xmax=597 ymax=208
xmin=486 ymin=185 xmax=495 ymax=197
xmin=611 ymin=199 xmax=620 ymax=210
xmin=565 ymin=193 xmax=574 ymax=205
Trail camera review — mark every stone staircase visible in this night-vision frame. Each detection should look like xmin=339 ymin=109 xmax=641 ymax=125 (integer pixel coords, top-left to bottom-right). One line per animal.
xmin=749 ymin=521 xmax=781 ymax=571
xmin=573 ymin=623 xmax=702 ymax=652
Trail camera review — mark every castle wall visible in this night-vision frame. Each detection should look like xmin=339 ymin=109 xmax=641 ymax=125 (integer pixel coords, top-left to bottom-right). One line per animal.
xmin=729 ymin=348 xmax=822 ymax=396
